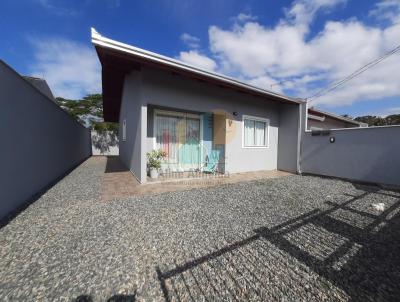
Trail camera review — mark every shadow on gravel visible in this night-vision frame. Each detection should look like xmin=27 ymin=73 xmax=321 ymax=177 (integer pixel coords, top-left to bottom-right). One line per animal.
xmin=105 ymin=156 xmax=129 ymax=173
xmin=156 ymin=186 xmax=400 ymax=301
xmin=74 ymin=293 xmax=136 ymax=302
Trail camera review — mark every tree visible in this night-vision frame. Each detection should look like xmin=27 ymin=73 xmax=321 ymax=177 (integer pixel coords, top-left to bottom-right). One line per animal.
xmin=354 ymin=114 xmax=400 ymax=126
xmin=56 ymin=94 xmax=118 ymax=132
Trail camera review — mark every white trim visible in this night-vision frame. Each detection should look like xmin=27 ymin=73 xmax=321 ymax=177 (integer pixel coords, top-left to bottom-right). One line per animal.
xmin=91 ymin=28 xmax=303 ymax=106
xmin=308 ymin=114 xmax=325 ymax=122
xmin=304 ymin=124 xmax=400 ymax=133
xmin=310 ymin=126 xmax=323 ymax=131
xmin=242 ymin=114 xmax=270 ymax=149
xmin=153 ymin=109 xmax=200 ymax=119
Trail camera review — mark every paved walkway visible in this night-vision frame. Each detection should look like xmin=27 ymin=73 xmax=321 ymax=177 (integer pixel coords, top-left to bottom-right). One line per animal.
xmin=1 ymin=157 xmax=399 ymax=301
xmin=101 ymin=156 xmax=292 ymax=201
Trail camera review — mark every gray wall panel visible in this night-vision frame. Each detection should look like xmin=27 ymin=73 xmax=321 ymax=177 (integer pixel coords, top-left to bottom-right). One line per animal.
xmin=277 ymin=103 xmax=301 ymax=173
xmin=0 ymin=61 xmax=91 ymax=220
xmin=301 ymin=126 xmax=400 ymax=186
xmin=119 ymin=71 xmax=146 ymax=182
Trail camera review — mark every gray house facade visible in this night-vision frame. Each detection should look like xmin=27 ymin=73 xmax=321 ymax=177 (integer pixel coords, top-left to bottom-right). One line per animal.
xmin=92 ymin=29 xmax=306 ymax=183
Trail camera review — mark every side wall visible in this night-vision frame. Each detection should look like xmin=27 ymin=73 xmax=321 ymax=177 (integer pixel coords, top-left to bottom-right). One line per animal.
xmin=141 ymin=67 xmax=283 ymax=174
xmin=277 ymin=103 xmax=303 ymax=173
xmin=119 ymin=71 xmax=147 ymax=182
xmin=301 ymin=126 xmax=400 ymax=186
xmin=0 ymin=61 xmax=91 ymax=221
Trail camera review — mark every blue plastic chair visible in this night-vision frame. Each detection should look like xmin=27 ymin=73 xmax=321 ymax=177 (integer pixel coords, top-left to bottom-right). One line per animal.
xmin=203 ymin=150 xmax=220 ymax=173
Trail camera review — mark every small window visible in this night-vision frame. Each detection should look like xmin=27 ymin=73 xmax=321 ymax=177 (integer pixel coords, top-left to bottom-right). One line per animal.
xmin=243 ymin=115 xmax=269 ymax=148
xmin=122 ymin=119 xmax=126 ymax=141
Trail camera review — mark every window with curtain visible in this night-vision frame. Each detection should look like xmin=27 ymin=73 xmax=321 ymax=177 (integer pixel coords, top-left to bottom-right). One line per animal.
xmin=243 ymin=116 xmax=268 ymax=147
xmin=155 ymin=112 xmax=201 ymax=171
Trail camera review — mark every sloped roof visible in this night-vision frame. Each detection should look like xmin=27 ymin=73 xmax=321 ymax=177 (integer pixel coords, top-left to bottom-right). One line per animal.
xmin=308 ymin=107 xmax=368 ymax=127
xmin=91 ymin=28 xmax=304 ymax=122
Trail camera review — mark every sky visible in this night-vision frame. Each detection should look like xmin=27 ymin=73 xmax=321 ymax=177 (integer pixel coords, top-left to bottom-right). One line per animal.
xmin=1 ymin=0 xmax=400 ymax=117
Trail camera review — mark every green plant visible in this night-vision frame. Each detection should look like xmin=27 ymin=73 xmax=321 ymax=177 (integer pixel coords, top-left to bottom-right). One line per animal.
xmin=147 ymin=149 xmax=167 ymax=170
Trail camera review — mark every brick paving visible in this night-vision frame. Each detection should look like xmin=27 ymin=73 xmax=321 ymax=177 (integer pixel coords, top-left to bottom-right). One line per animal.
xmin=100 ymin=156 xmax=292 ymax=201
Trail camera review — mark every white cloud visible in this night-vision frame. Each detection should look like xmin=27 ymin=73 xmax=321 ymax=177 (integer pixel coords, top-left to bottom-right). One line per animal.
xmin=202 ymin=0 xmax=400 ymax=109
xmin=180 ymin=33 xmax=201 ymax=49
xmin=37 ymin=0 xmax=79 ymax=16
xmin=29 ymin=38 xmax=101 ymax=99
xmin=386 ymin=107 xmax=400 ymax=115
xmin=177 ymin=50 xmax=217 ymax=71
xmin=234 ymin=13 xmax=257 ymax=23
xmin=369 ymin=0 xmax=400 ymax=24
xmin=286 ymin=0 xmax=347 ymax=27
xmin=360 ymin=106 xmax=400 ymax=117
xmin=246 ymin=75 xmax=283 ymax=93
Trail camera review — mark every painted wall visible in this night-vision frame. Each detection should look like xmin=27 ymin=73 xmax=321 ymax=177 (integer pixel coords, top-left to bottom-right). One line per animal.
xmin=119 ymin=71 xmax=147 ymax=183
xmin=0 ymin=60 xmax=91 ymax=221
xmin=278 ymin=103 xmax=302 ymax=173
xmin=301 ymin=126 xmax=400 ymax=186
xmin=23 ymin=77 xmax=55 ymax=101
xmin=91 ymin=130 xmax=119 ymax=156
xmin=141 ymin=67 xmax=284 ymax=174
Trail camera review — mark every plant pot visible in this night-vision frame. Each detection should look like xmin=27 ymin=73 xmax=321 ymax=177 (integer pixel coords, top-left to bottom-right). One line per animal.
xmin=150 ymin=168 xmax=159 ymax=179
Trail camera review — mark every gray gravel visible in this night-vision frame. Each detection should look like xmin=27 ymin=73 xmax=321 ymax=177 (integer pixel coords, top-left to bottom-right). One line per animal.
xmin=1 ymin=158 xmax=399 ymax=301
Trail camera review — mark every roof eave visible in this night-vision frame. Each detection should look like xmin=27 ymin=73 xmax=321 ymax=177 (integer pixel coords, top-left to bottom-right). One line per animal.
xmin=91 ymin=28 xmax=304 ymax=106
xmin=308 ymin=108 xmax=364 ymax=126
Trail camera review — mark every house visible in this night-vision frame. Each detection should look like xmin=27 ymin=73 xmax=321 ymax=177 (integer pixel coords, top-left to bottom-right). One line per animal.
xmin=91 ymin=28 xmax=306 ymax=183
xmin=307 ymin=107 xmax=367 ymax=130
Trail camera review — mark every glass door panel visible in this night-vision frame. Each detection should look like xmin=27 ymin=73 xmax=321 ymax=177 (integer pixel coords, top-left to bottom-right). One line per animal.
xmin=155 ymin=112 xmax=201 ymax=172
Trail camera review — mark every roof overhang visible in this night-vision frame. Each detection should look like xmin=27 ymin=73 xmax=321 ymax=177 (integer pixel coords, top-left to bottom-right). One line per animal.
xmin=91 ymin=28 xmax=305 ymax=122
xmin=308 ymin=113 xmax=325 ymax=122
xmin=308 ymin=108 xmax=367 ymax=127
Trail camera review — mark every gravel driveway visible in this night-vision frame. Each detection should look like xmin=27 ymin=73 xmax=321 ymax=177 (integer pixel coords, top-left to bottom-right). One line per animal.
xmin=0 ymin=157 xmax=399 ymax=301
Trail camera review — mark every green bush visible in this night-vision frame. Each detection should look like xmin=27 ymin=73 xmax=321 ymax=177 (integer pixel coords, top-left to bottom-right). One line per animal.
xmin=147 ymin=149 xmax=167 ymax=170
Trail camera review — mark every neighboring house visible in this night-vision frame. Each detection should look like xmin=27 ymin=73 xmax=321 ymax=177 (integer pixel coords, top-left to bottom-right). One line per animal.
xmin=308 ymin=107 xmax=367 ymax=130
xmin=23 ymin=76 xmax=55 ymax=101
xmin=91 ymin=28 xmax=306 ymax=183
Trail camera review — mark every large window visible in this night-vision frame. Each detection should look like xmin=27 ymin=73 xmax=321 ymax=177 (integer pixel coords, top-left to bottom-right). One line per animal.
xmin=243 ymin=115 xmax=269 ymax=148
xmin=154 ymin=110 xmax=201 ymax=172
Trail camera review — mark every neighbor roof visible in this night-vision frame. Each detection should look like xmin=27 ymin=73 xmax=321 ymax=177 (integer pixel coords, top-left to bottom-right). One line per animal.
xmin=308 ymin=107 xmax=368 ymax=127
xmin=91 ymin=28 xmax=304 ymax=122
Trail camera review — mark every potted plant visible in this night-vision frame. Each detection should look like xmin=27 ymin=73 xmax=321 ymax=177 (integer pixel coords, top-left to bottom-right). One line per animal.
xmin=147 ymin=149 xmax=167 ymax=179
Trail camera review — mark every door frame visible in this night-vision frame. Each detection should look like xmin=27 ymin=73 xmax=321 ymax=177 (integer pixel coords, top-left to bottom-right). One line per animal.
xmin=153 ymin=109 xmax=204 ymax=171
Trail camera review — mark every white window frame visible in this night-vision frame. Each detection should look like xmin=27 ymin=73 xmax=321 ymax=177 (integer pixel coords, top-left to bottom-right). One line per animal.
xmin=152 ymin=109 xmax=203 ymax=150
xmin=242 ymin=115 xmax=269 ymax=148
xmin=152 ymin=109 xmax=204 ymax=171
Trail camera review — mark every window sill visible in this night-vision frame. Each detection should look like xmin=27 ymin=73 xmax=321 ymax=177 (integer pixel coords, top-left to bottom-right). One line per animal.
xmin=242 ymin=145 xmax=269 ymax=149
